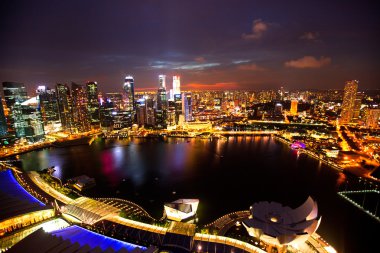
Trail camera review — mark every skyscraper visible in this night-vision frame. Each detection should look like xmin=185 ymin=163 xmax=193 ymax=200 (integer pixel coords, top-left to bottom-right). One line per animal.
xmin=365 ymin=108 xmax=380 ymax=129
xmin=159 ymin=75 xmax=166 ymax=89
xmin=86 ymin=81 xmax=100 ymax=129
xmin=352 ymin=91 xmax=364 ymax=123
xmin=123 ymin=75 xmax=135 ymax=113
xmin=2 ymin=82 xmax=28 ymax=135
xmin=56 ymin=83 xmax=72 ymax=132
xmin=0 ymin=97 xmax=7 ymax=136
xmin=290 ymin=100 xmax=298 ymax=116
xmin=173 ymin=76 xmax=181 ymax=96
xmin=71 ymin=82 xmax=91 ymax=133
xmin=341 ymin=80 xmax=359 ymax=124
xmin=156 ymin=75 xmax=168 ymax=129
xmin=182 ymin=92 xmax=192 ymax=122
xmin=36 ymin=86 xmax=60 ymax=132
xmin=19 ymin=97 xmax=45 ymax=141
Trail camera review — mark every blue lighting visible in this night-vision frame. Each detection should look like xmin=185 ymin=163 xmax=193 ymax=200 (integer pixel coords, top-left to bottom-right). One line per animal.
xmin=0 ymin=170 xmax=45 ymax=206
xmin=51 ymin=225 xmax=146 ymax=252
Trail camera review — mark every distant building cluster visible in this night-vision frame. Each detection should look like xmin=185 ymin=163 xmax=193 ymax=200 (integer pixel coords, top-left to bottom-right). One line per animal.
xmin=0 ymin=78 xmax=379 ymax=145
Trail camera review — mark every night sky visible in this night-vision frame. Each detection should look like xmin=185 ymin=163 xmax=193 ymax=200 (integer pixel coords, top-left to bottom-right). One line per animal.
xmin=0 ymin=0 xmax=379 ymax=93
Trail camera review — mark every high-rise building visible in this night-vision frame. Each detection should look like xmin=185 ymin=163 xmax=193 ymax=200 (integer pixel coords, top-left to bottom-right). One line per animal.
xmin=352 ymin=91 xmax=364 ymax=123
xmin=290 ymin=100 xmax=298 ymax=116
xmin=145 ymin=98 xmax=155 ymax=127
xmin=56 ymin=84 xmax=72 ymax=132
xmin=2 ymin=82 xmax=28 ymax=135
xmin=159 ymin=75 xmax=166 ymax=89
xmin=18 ymin=97 xmax=45 ymax=141
xmin=99 ymin=99 xmax=114 ymax=131
xmin=174 ymin=93 xmax=182 ymax=125
xmin=365 ymin=108 xmax=380 ymax=129
xmin=340 ymin=80 xmax=359 ymax=124
xmin=71 ymin=82 xmax=91 ymax=133
xmin=0 ymin=97 xmax=7 ymax=136
xmin=182 ymin=92 xmax=192 ymax=122
xmin=173 ymin=76 xmax=181 ymax=96
xmin=136 ymin=98 xmax=146 ymax=127
xmin=156 ymin=90 xmax=168 ymax=129
xmin=36 ymin=86 xmax=60 ymax=133
xmin=123 ymin=75 xmax=135 ymax=113
xmin=86 ymin=81 xmax=100 ymax=129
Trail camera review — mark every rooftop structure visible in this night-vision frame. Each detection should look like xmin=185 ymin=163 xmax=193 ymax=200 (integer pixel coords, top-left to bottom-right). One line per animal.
xmin=8 ymin=225 xmax=149 ymax=253
xmin=164 ymin=199 xmax=199 ymax=222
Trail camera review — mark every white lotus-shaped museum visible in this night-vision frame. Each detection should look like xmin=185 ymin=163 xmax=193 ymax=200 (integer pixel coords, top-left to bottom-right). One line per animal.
xmin=242 ymin=196 xmax=321 ymax=247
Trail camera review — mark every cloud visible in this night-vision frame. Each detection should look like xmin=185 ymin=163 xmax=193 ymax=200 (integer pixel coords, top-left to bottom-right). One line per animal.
xmin=232 ymin=60 xmax=250 ymax=64
xmin=183 ymin=82 xmax=239 ymax=90
xmin=149 ymin=60 xmax=220 ymax=70
xmin=299 ymin=32 xmax=320 ymax=41
xmin=242 ymin=19 xmax=268 ymax=40
xmin=237 ymin=63 xmax=265 ymax=71
xmin=284 ymin=56 xmax=331 ymax=69
xmin=194 ymin=57 xmax=206 ymax=63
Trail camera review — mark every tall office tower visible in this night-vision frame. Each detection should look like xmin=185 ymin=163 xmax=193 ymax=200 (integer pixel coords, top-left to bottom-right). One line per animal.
xmin=36 ymin=86 xmax=60 ymax=132
xmin=365 ymin=108 xmax=380 ymax=129
xmin=86 ymin=81 xmax=100 ymax=129
xmin=159 ymin=75 xmax=166 ymax=89
xmin=2 ymin=82 xmax=28 ymax=135
xmin=173 ymin=76 xmax=181 ymax=95
xmin=156 ymin=75 xmax=168 ymax=129
xmin=182 ymin=92 xmax=192 ymax=122
xmin=17 ymin=97 xmax=45 ymax=142
xmin=123 ymin=75 xmax=135 ymax=113
xmin=136 ymin=98 xmax=146 ymax=127
xmin=340 ymin=80 xmax=359 ymax=124
xmin=0 ymin=97 xmax=7 ymax=136
xmin=174 ymin=93 xmax=182 ymax=124
xmin=290 ymin=100 xmax=298 ymax=116
xmin=56 ymin=84 xmax=73 ymax=132
xmin=274 ymin=103 xmax=283 ymax=116
xmin=71 ymin=82 xmax=91 ymax=133
xmin=145 ymin=98 xmax=155 ymax=127
xmin=167 ymin=100 xmax=176 ymax=127
xmin=99 ymin=99 xmax=114 ymax=131
xmin=352 ymin=91 xmax=364 ymax=123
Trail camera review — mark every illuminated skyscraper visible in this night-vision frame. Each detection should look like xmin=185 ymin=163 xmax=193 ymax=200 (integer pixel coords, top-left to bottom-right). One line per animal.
xmin=0 ymin=97 xmax=7 ymax=136
xmin=86 ymin=81 xmax=100 ymax=129
xmin=290 ymin=100 xmax=298 ymax=116
xmin=19 ymin=97 xmax=45 ymax=141
xmin=71 ymin=82 xmax=91 ymax=133
xmin=156 ymin=75 xmax=168 ymax=129
xmin=123 ymin=75 xmax=135 ymax=113
xmin=341 ymin=80 xmax=359 ymax=124
xmin=56 ymin=83 xmax=72 ymax=132
xmin=365 ymin=108 xmax=380 ymax=129
xmin=182 ymin=92 xmax=192 ymax=122
xmin=36 ymin=86 xmax=60 ymax=132
xmin=173 ymin=76 xmax=181 ymax=95
xmin=159 ymin=75 xmax=166 ymax=89
xmin=2 ymin=82 xmax=28 ymax=135
xmin=352 ymin=91 xmax=364 ymax=123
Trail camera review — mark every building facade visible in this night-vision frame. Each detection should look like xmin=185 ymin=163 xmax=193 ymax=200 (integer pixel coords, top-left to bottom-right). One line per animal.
xmin=340 ymin=80 xmax=359 ymax=124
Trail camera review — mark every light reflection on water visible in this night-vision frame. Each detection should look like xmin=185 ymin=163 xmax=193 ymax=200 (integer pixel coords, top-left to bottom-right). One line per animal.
xmin=17 ymin=136 xmax=376 ymax=252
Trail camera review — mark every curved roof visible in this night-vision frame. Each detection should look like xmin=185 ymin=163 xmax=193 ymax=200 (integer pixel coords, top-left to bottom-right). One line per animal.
xmin=50 ymin=225 xmax=146 ymax=252
xmin=0 ymin=170 xmax=47 ymax=221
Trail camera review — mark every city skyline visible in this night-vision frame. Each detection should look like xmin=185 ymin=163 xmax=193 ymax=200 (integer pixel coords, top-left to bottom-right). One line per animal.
xmin=0 ymin=1 xmax=379 ymax=93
